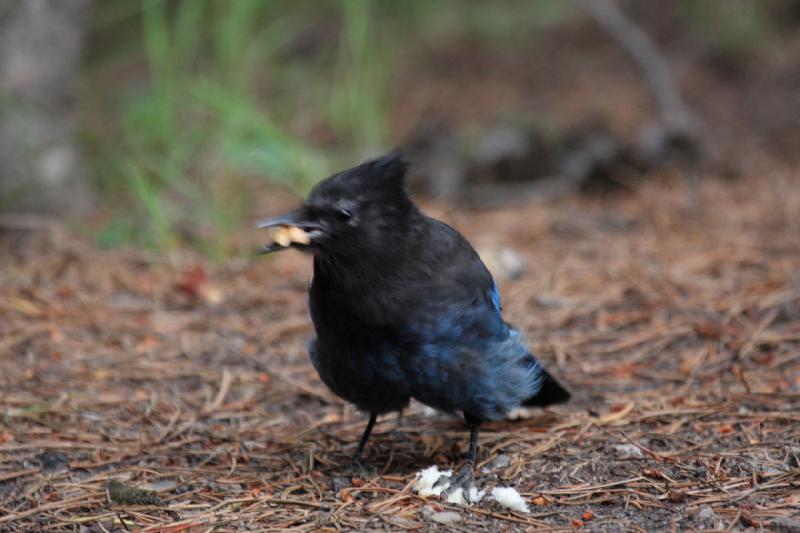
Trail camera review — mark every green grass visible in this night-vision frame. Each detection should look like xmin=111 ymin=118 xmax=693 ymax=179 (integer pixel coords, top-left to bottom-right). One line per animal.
xmin=88 ymin=0 xmax=336 ymax=254
xmin=73 ymin=0 xmax=791 ymax=255
xmin=83 ymin=0 xmax=576 ymax=255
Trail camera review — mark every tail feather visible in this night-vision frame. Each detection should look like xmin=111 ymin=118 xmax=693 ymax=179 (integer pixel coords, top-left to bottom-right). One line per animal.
xmin=524 ymin=369 xmax=570 ymax=407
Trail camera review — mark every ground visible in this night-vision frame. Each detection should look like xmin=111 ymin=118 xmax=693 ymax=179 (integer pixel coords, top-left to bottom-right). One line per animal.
xmin=2 ymin=170 xmax=799 ymax=532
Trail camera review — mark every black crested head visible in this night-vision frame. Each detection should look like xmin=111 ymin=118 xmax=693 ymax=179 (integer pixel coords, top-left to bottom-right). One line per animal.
xmin=307 ymin=150 xmax=410 ymax=213
xmin=256 ymin=151 xmax=418 ymax=260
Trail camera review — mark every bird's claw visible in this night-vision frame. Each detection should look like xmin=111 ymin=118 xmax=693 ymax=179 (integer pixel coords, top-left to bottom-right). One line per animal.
xmin=330 ymin=458 xmax=376 ymax=492
xmin=439 ymin=465 xmax=477 ymax=498
xmin=348 ymin=458 xmax=376 ymax=478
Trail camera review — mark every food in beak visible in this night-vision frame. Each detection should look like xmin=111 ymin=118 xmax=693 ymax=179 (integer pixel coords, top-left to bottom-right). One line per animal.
xmin=271 ymin=225 xmax=311 ymax=247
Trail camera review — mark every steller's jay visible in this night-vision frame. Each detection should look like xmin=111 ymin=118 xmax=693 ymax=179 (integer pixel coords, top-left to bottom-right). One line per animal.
xmin=257 ymin=152 xmax=569 ymax=495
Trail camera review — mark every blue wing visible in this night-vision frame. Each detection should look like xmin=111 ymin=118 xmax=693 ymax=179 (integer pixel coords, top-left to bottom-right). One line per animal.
xmin=396 ymin=277 xmax=545 ymax=420
xmin=489 ymin=280 xmax=502 ymax=312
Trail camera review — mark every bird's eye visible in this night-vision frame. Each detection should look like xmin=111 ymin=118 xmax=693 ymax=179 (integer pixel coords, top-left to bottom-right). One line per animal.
xmin=334 ymin=208 xmax=352 ymax=222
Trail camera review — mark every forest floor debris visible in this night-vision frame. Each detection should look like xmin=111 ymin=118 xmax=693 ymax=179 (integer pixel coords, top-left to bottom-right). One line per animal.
xmin=2 ymin=172 xmax=799 ymax=531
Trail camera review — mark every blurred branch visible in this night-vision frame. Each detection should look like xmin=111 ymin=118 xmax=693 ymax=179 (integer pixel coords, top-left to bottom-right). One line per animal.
xmin=580 ymin=0 xmax=695 ymax=135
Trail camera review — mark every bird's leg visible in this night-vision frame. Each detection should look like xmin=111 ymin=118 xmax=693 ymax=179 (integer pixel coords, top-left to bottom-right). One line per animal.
xmin=438 ymin=417 xmax=481 ymax=497
xmin=349 ymin=413 xmax=377 ymax=472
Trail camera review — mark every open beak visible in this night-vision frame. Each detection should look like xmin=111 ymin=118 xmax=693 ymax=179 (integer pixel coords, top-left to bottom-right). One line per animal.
xmin=255 ymin=209 xmax=321 ymax=255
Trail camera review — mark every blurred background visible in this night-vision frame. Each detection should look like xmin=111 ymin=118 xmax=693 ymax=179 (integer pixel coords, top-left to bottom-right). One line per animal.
xmin=2 ymin=0 xmax=799 ymax=256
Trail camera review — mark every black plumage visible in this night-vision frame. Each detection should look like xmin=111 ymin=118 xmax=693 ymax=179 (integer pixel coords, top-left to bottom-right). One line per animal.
xmin=257 ymin=152 xmax=569 ymax=493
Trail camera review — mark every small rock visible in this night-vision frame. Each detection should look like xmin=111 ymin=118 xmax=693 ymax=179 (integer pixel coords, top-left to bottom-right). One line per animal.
xmin=483 ymin=454 xmax=510 ymax=472
xmin=36 ymin=451 xmax=69 ymax=474
xmin=611 ymin=444 xmax=643 ymax=458
xmin=141 ymin=479 xmax=177 ymax=492
xmin=430 ymin=511 xmax=462 ymax=525
xmin=696 ymin=505 xmax=715 ymax=521
xmin=770 ymin=516 xmax=800 ymax=533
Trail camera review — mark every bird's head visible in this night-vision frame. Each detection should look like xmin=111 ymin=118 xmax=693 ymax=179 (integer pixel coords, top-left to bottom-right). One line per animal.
xmin=256 ymin=152 xmax=415 ymax=259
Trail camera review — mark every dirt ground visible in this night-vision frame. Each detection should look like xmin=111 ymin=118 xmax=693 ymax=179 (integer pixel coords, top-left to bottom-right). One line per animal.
xmin=2 ymin=168 xmax=799 ymax=531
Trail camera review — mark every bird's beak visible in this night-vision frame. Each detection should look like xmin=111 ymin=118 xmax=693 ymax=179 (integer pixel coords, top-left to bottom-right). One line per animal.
xmin=255 ymin=209 xmax=322 ymax=255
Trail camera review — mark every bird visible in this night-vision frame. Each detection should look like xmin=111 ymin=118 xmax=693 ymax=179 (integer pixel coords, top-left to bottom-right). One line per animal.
xmin=257 ymin=152 xmax=569 ymax=495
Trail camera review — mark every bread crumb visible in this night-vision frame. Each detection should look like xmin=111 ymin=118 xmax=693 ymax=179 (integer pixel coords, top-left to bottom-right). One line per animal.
xmin=491 ymin=486 xmax=529 ymax=513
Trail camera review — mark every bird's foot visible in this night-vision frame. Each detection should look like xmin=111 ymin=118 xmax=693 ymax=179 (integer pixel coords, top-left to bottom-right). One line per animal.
xmin=347 ymin=457 xmax=377 ymax=478
xmin=434 ymin=463 xmax=480 ymax=503
xmin=330 ymin=458 xmax=376 ymax=493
